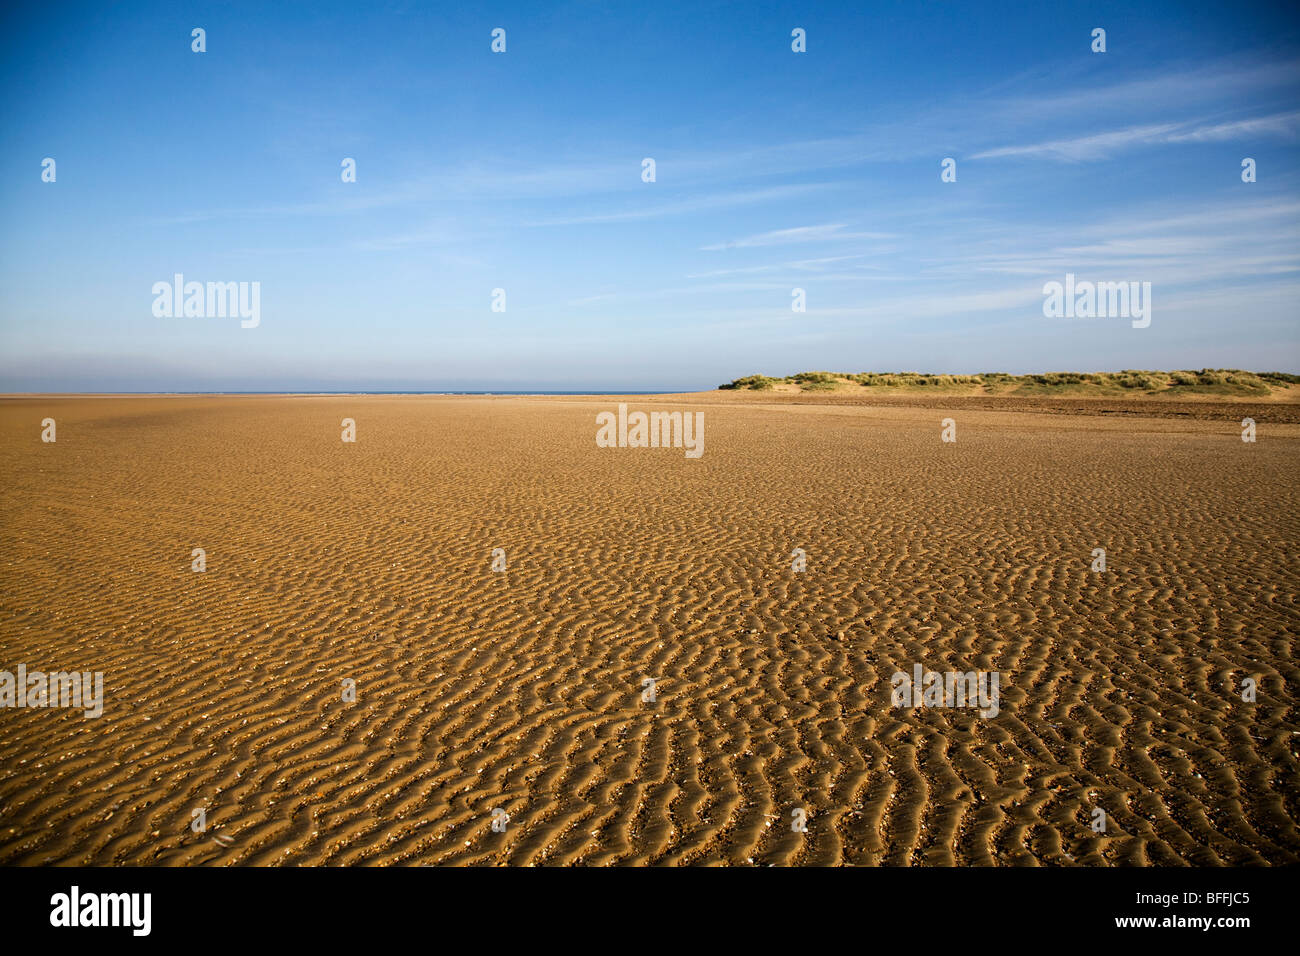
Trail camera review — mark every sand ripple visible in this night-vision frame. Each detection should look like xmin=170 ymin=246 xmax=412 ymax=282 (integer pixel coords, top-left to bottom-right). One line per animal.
xmin=0 ymin=395 xmax=1296 ymax=865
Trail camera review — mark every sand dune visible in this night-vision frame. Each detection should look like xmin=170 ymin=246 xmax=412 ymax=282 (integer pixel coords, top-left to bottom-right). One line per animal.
xmin=0 ymin=394 xmax=1296 ymax=865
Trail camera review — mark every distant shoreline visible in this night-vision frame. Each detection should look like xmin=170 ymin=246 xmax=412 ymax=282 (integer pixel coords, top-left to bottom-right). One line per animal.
xmin=0 ymin=390 xmax=680 ymax=398
xmin=6 ymin=369 xmax=1300 ymax=400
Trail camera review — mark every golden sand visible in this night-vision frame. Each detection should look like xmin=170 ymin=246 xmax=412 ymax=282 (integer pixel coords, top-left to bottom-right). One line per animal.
xmin=0 ymin=394 xmax=1296 ymax=865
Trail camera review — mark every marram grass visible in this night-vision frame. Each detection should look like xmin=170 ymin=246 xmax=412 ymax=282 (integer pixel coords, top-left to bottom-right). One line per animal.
xmin=718 ymin=370 xmax=1300 ymax=395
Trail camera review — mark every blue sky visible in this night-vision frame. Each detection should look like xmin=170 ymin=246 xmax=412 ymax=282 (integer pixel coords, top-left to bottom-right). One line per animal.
xmin=1 ymin=0 xmax=1298 ymax=391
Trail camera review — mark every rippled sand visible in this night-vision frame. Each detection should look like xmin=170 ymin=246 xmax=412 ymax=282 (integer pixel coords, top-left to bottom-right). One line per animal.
xmin=0 ymin=394 xmax=1296 ymax=865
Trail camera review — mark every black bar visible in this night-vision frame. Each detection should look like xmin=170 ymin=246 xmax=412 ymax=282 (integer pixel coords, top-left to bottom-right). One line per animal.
xmin=0 ymin=865 xmax=1283 ymax=943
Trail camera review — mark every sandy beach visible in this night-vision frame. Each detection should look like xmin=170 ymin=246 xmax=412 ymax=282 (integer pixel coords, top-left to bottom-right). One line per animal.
xmin=0 ymin=394 xmax=1296 ymax=865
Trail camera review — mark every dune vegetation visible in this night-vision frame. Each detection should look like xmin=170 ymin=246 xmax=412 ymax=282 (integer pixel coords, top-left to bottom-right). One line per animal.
xmin=719 ymin=369 xmax=1300 ymax=397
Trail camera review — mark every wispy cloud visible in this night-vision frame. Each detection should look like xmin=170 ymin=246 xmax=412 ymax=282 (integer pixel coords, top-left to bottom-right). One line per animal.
xmin=972 ymin=111 xmax=1300 ymax=161
xmin=981 ymin=58 xmax=1300 ymax=123
xmin=524 ymin=184 xmax=837 ymax=226
xmin=352 ymin=225 xmax=463 ymax=251
xmin=921 ymin=197 xmax=1300 ymax=292
xmin=1164 ymin=112 xmax=1300 ymax=143
xmin=701 ymin=223 xmax=893 ymax=250
xmin=687 ymin=254 xmax=878 ymax=278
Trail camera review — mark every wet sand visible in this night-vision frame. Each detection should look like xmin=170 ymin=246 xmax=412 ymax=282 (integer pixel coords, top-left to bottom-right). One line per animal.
xmin=0 ymin=394 xmax=1296 ymax=865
